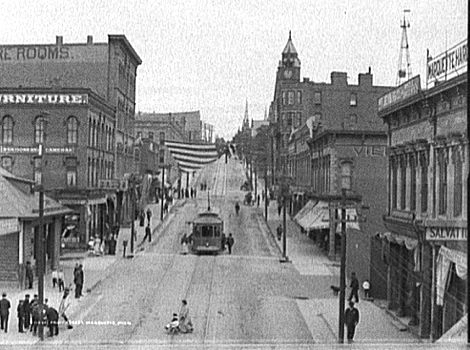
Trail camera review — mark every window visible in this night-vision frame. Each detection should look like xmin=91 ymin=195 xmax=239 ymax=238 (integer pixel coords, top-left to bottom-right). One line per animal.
xmin=350 ymin=93 xmax=357 ymax=106
xmin=391 ymin=158 xmax=398 ymax=209
xmin=400 ymin=155 xmax=406 ymax=210
xmin=340 ymin=161 xmax=352 ymax=190
xmin=159 ymin=132 xmax=165 ymax=145
xmin=34 ymin=116 xmax=45 ymax=144
xmin=314 ymin=92 xmax=321 ymax=105
xmin=288 ymin=91 xmax=294 ymax=105
xmin=438 ymin=149 xmax=448 ymax=215
xmin=282 ymin=91 xmax=287 ymax=105
xmin=409 ymin=154 xmax=416 ymax=211
xmin=296 ymin=91 xmax=302 ymax=104
xmin=159 ymin=149 xmax=164 ymax=164
xmin=33 ymin=157 xmax=42 ymax=185
xmin=2 ymin=116 xmax=13 ymax=144
xmin=148 ymin=132 xmax=154 ymax=140
xmin=453 ymin=150 xmax=462 ymax=217
xmin=296 ymin=112 xmax=302 ymax=128
xmin=66 ymin=170 xmax=77 ymax=187
xmin=1 ymin=156 xmax=12 ymax=172
xmin=67 ymin=116 xmax=78 ymax=144
xmin=420 ymin=152 xmax=428 ymax=213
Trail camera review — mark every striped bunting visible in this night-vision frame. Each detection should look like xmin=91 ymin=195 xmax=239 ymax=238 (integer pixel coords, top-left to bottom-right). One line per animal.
xmin=164 ymin=140 xmax=219 ymax=173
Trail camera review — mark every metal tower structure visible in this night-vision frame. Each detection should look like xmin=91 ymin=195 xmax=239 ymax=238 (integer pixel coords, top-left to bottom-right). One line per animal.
xmin=396 ymin=9 xmax=412 ymax=86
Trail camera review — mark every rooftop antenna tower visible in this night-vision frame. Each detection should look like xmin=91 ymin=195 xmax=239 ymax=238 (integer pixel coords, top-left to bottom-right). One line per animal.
xmin=396 ymin=9 xmax=412 ymax=86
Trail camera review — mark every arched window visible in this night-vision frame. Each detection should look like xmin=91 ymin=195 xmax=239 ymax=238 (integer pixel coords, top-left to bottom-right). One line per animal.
xmin=2 ymin=116 xmax=13 ymax=144
xmin=34 ymin=116 xmax=45 ymax=144
xmin=67 ymin=116 xmax=78 ymax=144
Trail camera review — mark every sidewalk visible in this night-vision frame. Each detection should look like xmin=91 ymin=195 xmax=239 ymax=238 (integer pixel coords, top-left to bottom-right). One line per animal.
xmin=0 ymin=198 xmax=183 ymax=345
xmin=256 ymin=198 xmax=422 ymax=344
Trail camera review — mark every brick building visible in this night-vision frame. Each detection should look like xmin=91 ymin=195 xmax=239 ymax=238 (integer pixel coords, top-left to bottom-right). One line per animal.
xmin=0 ymin=35 xmax=142 ymax=244
xmin=0 ymin=167 xmax=70 ymax=288
xmin=377 ymin=39 xmax=467 ymax=339
xmin=268 ymin=33 xmax=393 ymax=298
xmin=0 ymin=88 xmax=117 ymax=249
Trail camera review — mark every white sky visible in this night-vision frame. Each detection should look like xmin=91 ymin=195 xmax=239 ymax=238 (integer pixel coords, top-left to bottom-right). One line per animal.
xmin=1 ymin=0 xmax=467 ymax=140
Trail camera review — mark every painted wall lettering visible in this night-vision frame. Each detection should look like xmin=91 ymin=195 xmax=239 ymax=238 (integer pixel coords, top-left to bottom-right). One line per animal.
xmin=425 ymin=227 xmax=467 ymax=241
xmin=0 ymin=94 xmax=88 ymax=105
xmin=353 ymin=146 xmax=386 ymax=157
xmin=0 ymin=46 xmax=71 ymax=61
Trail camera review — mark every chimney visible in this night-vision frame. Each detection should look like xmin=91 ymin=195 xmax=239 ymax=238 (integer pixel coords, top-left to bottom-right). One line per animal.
xmin=87 ymin=35 xmax=93 ymax=45
xmin=331 ymin=72 xmax=348 ymax=86
xmin=358 ymin=67 xmax=373 ymax=86
xmin=56 ymin=36 xmax=63 ymax=45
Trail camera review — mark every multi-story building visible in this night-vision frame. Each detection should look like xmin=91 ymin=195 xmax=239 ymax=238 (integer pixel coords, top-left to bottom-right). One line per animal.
xmin=0 ymin=35 xmax=142 ymax=248
xmin=378 ymin=39 xmax=467 ymax=340
xmin=0 ymin=88 xmax=117 ymax=249
xmin=269 ymin=33 xmax=393 ymax=298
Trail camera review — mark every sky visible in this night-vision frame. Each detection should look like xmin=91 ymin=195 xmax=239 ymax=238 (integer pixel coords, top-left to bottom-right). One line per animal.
xmin=0 ymin=0 xmax=467 ymax=140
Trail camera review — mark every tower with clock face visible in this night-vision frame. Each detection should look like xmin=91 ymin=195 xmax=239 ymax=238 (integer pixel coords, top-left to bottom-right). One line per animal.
xmin=277 ymin=31 xmax=301 ymax=82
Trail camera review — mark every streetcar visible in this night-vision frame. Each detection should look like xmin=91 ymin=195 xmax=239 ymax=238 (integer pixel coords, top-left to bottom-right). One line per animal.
xmin=188 ymin=209 xmax=224 ymax=254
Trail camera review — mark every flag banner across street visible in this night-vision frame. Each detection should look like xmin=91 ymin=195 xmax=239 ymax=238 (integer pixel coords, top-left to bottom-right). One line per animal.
xmin=164 ymin=140 xmax=219 ymax=173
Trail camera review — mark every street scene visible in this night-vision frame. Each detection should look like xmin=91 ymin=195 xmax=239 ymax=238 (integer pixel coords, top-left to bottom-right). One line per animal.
xmin=0 ymin=1 xmax=468 ymax=349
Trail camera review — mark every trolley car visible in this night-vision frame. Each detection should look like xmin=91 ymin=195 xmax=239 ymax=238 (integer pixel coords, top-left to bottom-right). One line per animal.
xmin=188 ymin=210 xmax=224 ymax=254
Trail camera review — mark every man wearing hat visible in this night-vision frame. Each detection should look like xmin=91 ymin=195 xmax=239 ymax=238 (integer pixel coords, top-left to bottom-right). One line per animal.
xmin=344 ymin=301 xmax=360 ymax=343
xmin=59 ymin=288 xmax=73 ymax=329
xmin=0 ymin=293 xmax=11 ymax=333
xmin=23 ymin=294 xmax=31 ymax=330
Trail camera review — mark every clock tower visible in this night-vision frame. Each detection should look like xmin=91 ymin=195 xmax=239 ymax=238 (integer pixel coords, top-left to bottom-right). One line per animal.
xmin=277 ymin=31 xmax=301 ymax=82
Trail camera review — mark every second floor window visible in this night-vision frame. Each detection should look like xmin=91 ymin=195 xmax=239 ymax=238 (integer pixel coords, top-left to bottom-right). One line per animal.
xmin=314 ymin=92 xmax=322 ymax=105
xmin=66 ymin=169 xmax=77 ymax=187
xmin=453 ymin=150 xmax=462 ymax=217
xmin=34 ymin=116 xmax=45 ymax=144
xmin=409 ymin=154 xmax=416 ymax=211
xmin=282 ymin=91 xmax=287 ymax=105
xmin=340 ymin=161 xmax=352 ymax=190
xmin=159 ymin=132 xmax=165 ymax=145
xmin=438 ymin=149 xmax=448 ymax=215
xmin=67 ymin=116 xmax=78 ymax=144
xmin=350 ymin=93 xmax=357 ymax=106
xmin=288 ymin=91 xmax=294 ymax=105
xmin=2 ymin=116 xmax=13 ymax=144
xmin=391 ymin=158 xmax=398 ymax=209
xmin=420 ymin=152 xmax=428 ymax=213
xmin=400 ymin=156 xmax=406 ymax=210
xmin=296 ymin=91 xmax=302 ymax=104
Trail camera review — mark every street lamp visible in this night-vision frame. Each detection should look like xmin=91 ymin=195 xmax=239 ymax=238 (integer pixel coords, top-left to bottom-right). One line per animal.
xmin=279 ymin=173 xmax=291 ymax=263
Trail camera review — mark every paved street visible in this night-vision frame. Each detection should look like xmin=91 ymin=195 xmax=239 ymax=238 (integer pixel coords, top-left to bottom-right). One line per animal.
xmin=1 ymin=156 xmax=461 ymax=349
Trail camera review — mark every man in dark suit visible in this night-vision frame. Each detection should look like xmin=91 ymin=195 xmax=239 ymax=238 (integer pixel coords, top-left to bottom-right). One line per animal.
xmin=46 ymin=306 xmax=59 ymax=337
xmin=344 ymin=301 xmax=360 ymax=343
xmin=23 ymin=294 xmax=31 ymax=329
xmin=0 ymin=293 xmax=11 ymax=333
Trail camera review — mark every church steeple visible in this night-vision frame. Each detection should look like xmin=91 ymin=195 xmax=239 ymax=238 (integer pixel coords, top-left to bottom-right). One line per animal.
xmin=281 ymin=31 xmax=300 ymax=68
xmin=243 ymin=99 xmax=249 ymax=129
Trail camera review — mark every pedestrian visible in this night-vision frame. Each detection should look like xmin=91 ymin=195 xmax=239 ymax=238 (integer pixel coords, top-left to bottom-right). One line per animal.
xmin=46 ymin=305 xmax=59 ymax=337
xmin=74 ymin=264 xmax=84 ymax=298
xmin=29 ymin=295 xmax=38 ymax=333
xmin=139 ymin=210 xmax=145 ymax=227
xmin=348 ymin=272 xmax=360 ymax=303
xmin=25 ymin=261 xmax=34 ymax=289
xmin=181 ymin=234 xmax=188 ymax=254
xmin=143 ymin=225 xmax=152 ymax=243
xmin=227 ymin=233 xmax=234 ymax=254
xmin=58 ymin=268 xmax=65 ymax=292
xmin=344 ymin=301 xmax=360 ymax=343
xmin=23 ymin=294 xmax=31 ymax=330
xmin=276 ymin=224 xmax=283 ymax=241
xmin=257 ymin=194 xmax=260 ymax=207
xmin=146 ymin=208 xmax=152 ymax=226
xmin=0 ymin=293 xmax=10 ymax=333
xmin=52 ymin=269 xmax=58 ymax=288
xmin=362 ymin=280 xmax=371 ymax=300
xmin=179 ymin=299 xmax=193 ymax=333
xmin=221 ymin=233 xmax=226 ymax=251
xmin=17 ymin=300 xmax=24 ymax=332
xmin=58 ymin=288 xmax=73 ymax=329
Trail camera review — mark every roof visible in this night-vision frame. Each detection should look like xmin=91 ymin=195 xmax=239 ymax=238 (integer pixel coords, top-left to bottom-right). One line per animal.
xmin=0 ymin=173 xmax=71 ymax=219
xmin=136 ymin=111 xmax=201 ymax=121
xmin=108 ymin=35 xmax=142 ymax=65
xmin=282 ymin=31 xmax=298 ymax=54
xmin=0 ymin=166 xmax=34 ymax=184
xmin=192 ymin=211 xmax=223 ymax=225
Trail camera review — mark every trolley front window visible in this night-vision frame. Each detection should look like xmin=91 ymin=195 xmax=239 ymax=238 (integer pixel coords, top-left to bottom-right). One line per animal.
xmin=201 ymin=225 xmax=213 ymax=237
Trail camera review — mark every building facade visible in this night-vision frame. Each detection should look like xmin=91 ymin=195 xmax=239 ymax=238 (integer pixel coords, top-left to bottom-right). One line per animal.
xmin=378 ymin=64 xmax=467 ymax=339
xmin=0 ymin=88 xmax=118 ymax=249
xmin=0 ymin=168 xmax=70 ymax=288
xmin=0 ymin=35 xmax=142 ymax=243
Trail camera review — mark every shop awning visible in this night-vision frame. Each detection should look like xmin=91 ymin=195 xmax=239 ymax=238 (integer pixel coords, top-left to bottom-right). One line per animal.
xmin=297 ymin=201 xmax=330 ymax=231
xmin=294 ymin=200 xmax=316 ymax=224
xmin=377 ymin=231 xmax=418 ymax=250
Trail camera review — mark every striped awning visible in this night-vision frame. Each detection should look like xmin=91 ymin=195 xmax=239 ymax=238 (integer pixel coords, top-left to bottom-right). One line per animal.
xmin=164 ymin=140 xmax=219 ymax=173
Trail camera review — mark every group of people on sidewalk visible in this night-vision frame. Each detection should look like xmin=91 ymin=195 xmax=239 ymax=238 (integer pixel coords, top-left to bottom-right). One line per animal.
xmin=0 ymin=288 xmax=73 ymax=338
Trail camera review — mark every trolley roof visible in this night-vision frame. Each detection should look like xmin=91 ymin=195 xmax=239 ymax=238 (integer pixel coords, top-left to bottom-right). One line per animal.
xmin=192 ymin=211 xmax=223 ymax=225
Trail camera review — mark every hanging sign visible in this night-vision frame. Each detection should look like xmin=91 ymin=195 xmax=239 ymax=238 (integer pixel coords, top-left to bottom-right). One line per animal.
xmin=378 ymin=76 xmax=421 ymax=111
xmin=427 ymin=39 xmax=468 ymax=84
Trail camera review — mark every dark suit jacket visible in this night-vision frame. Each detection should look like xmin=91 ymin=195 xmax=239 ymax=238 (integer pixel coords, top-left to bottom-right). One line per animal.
xmin=0 ymin=298 xmax=11 ymax=315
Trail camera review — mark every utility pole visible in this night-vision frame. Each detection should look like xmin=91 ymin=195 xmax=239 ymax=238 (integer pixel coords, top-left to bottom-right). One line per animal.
xmin=37 ymin=143 xmax=45 ymax=341
xmin=338 ymin=188 xmax=347 ymax=343
xmin=129 ymin=176 xmax=135 ymax=255
xmin=160 ymin=166 xmax=165 ymax=221
xmin=264 ymin=168 xmax=268 ymax=220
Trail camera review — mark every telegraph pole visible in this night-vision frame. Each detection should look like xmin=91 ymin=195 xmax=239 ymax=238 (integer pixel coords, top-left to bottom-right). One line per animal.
xmin=160 ymin=166 xmax=165 ymax=221
xmin=37 ymin=144 xmax=45 ymax=341
xmin=338 ymin=188 xmax=347 ymax=343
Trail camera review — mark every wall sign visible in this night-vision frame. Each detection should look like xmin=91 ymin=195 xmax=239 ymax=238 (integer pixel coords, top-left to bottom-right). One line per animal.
xmin=0 ymin=94 xmax=88 ymax=105
xmin=0 ymin=218 xmax=19 ymax=236
xmin=427 ymin=39 xmax=467 ymax=84
xmin=0 ymin=45 xmax=71 ymax=61
xmin=425 ymin=226 xmax=467 ymax=241
xmin=0 ymin=146 xmax=74 ymax=154
xmin=378 ymin=76 xmax=421 ymax=111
